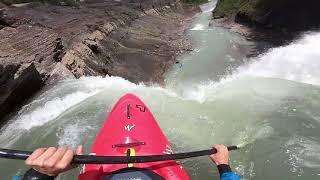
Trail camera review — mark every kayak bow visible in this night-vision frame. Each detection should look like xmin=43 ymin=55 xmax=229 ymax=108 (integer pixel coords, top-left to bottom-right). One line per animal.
xmin=79 ymin=93 xmax=190 ymax=179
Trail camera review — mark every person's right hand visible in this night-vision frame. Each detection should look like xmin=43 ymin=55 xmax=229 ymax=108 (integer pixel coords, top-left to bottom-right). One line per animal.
xmin=209 ymin=144 xmax=229 ymax=165
xmin=25 ymin=146 xmax=83 ymax=176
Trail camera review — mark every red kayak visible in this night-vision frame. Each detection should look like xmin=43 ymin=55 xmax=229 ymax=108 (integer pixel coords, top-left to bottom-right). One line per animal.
xmin=78 ymin=93 xmax=190 ymax=180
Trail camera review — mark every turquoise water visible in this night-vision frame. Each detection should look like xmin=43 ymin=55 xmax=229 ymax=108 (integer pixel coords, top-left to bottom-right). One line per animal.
xmin=1 ymin=1 xmax=320 ymax=179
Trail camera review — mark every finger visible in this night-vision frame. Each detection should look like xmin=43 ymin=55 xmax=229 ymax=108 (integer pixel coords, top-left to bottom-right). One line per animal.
xmin=33 ymin=147 xmax=57 ymax=167
xmin=56 ymin=149 xmax=74 ymax=170
xmin=213 ymin=144 xmax=225 ymax=152
xmin=212 ymin=145 xmax=220 ymax=153
xmin=76 ymin=145 xmax=83 ymax=155
xmin=69 ymin=145 xmax=83 ymax=169
xmin=43 ymin=148 xmax=67 ymax=168
xmin=212 ymin=144 xmax=220 ymax=149
xmin=26 ymin=148 xmax=47 ymax=165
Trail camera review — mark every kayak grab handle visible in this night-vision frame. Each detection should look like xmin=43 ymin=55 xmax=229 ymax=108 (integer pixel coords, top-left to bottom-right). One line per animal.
xmin=0 ymin=146 xmax=239 ymax=164
xmin=112 ymin=142 xmax=146 ymax=148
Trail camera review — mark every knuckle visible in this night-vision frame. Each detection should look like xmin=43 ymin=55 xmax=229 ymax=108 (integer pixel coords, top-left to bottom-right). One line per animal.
xmin=59 ymin=147 xmax=67 ymax=152
xmin=48 ymin=147 xmax=57 ymax=152
xmin=66 ymin=149 xmax=74 ymax=156
xmin=56 ymin=163 xmax=67 ymax=170
xmin=44 ymin=161 xmax=55 ymax=168
xmin=25 ymin=159 xmax=32 ymax=165
xmin=34 ymin=148 xmax=46 ymax=153
xmin=35 ymin=159 xmax=45 ymax=167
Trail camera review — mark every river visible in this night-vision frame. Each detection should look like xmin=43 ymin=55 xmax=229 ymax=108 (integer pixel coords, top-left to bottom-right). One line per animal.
xmin=1 ymin=1 xmax=320 ymax=179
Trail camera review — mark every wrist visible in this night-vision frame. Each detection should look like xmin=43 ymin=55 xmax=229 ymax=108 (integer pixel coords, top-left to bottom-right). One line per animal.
xmin=216 ymin=162 xmax=229 ymax=166
xmin=217 ymin=164 xmax=232 ymax=175
xmin=33 ymin=168 xmax=58 ymax=177
xmin=23 ymin=169 xmax=56 ymax=180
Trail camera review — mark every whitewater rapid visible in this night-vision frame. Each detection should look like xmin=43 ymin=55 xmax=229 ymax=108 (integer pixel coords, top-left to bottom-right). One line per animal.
xmin=1 ymin=1 xmax=320 ymax=179
xmin=236 ymin=32 xmax=320 ymax=85
xmin=177 ymin=32 xmax=320 ymax=103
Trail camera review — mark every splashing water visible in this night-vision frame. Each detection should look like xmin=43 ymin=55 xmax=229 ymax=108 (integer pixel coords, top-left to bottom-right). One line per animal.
xmin=236 ymin=32 xmax=320 ymax=85
xmin=190 ymin=24 xmax=206 ymax=31
xmin=1 ymin=1 xmax=320 ymax=179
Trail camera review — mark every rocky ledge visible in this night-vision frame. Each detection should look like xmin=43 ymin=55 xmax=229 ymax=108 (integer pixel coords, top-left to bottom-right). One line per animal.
xmin=0 ymin=0 xmax=199 ymax=122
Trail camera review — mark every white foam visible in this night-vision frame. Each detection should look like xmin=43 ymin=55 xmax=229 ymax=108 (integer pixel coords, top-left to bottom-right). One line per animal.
xmin=57 ymin=123 xmax=94 ymax=148
xmin=236 ymin=32 xmax=320 ymax=85
xmin=0 ymin=76 xmax=179 ymax=146
xmin=285 ymin=136 xmax=320 ymax=175
xmin=0 ymin=91 xmax=98 ymax=147
xmin=179 ymin=32 xmax=320 ymax=102
xmin=0 ymin=76 xmax=134 ymax=146
xmin=17 ymin=91 xmax=97 ymax=130
xmin=190 ymin=24 xmax=205 ymax=31
xmin=203 ymin=7 xmax=215 ymax=13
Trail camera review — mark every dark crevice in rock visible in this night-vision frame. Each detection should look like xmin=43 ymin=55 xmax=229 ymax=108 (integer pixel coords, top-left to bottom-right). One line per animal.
xmin=0 ymin=64 xmax=44 ymax=124
xmin=53 ymin=38 xmax=64 ymax=62
xmin=0 ymin=8 xmax=14 ymax=29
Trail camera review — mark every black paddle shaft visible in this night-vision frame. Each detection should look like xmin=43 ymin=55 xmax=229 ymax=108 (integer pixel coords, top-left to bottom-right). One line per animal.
xmin=0 ymin=146 xmax=238 ymax=164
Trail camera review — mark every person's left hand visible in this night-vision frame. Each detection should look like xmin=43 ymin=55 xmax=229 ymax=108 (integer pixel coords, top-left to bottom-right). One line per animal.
xmin=209 ymin=144 xmax=229 ymax=166
xmin=25 ymin=146 xmax=83 ymax=176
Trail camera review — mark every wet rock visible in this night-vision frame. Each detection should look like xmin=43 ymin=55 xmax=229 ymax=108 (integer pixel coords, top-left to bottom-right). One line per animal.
xmin=0 ymin=64 xmax=44 ymax=123
xmin=47 ymin=62 xmax=75 ymax=84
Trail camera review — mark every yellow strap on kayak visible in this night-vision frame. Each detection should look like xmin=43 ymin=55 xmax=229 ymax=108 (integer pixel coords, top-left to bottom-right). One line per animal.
xmin=127 ymin=148 xmax=135 ymax=167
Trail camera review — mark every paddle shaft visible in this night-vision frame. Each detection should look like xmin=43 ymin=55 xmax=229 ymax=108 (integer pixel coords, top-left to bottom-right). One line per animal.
xmin=0 ymin=146 xmax=238 ymax=164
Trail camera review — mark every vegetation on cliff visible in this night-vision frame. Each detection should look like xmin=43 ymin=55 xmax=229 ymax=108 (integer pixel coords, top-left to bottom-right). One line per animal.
xmin=213 ymin=0 xmax=320 ymax=31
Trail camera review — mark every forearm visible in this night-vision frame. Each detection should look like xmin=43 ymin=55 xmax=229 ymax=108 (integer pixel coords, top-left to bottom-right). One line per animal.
xmin=22 ymin=169 xmax=56 ymax=180
xmin=217 ymin=164 xmax=241 ymax=180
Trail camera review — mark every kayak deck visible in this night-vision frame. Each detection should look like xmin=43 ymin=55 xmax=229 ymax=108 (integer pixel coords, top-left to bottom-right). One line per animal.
xmin=78 ymin=93 xmax=189 ymax=179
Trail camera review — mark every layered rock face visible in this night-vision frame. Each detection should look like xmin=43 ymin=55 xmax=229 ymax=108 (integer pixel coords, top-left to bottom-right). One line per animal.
xmin=212 ymin=0 xmax=320 ymax=39
xmin=0 ymin=0 xmax=196 ymax=83
xmin=0 ymin=0 xmax=198 ymax=122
